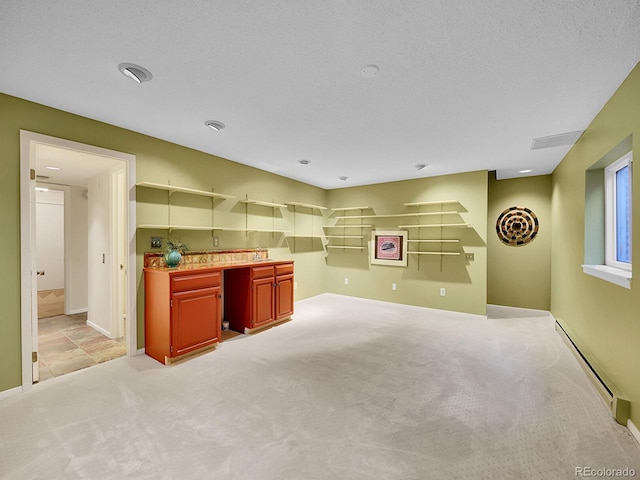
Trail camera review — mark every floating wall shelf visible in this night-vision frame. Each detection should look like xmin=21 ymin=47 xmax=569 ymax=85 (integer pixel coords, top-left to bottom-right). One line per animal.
xmin=136 ymin=181 xmax=234 ymax=199
xmin=213 ymin=227 xmax=289 ymax=233
xmin=239 ymin=199 xmax=287 ymax=208
xmin=403 ymin=200 xmax=458 ymax=207
xmin=136 ymin=181 xmax=235 ymax=233
xmin=325 ymin=206 xmax=370 ymax=253
xmin=240 ymin=195 xmax=286 ymax=234
xmin=137 ymin=224 xmax=289 ymax=233
xmin=285 ymin=201 xmax=327 ymax=210
xmin=407 ymin=251 xmax=461 ymax=256
xmin=397 ymin=200 xmax=468 ymax=267
xmin=324 ymin=224 xmax=373 ymax=229
xmin=407 ymin=239 xmax=459 ymax=243
xmin=138 ymin=224 xmax=174 ymax=230
xmin=398 ymin=223 xmax=469 ymax=228
xmin=324 ymin=235 xmax=365 ymax=239
xmin=335 ymin=211 xmax=458 ymax=219
xmin=330 ymin=206 xmax=371 ymax=211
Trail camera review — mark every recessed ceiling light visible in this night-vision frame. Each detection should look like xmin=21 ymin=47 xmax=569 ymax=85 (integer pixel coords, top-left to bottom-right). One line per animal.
xmin=414 ymin=164 xmax=427 ymax=170
xmin=519 ymin=169 xmax=533 ymax=173
xmin=339 ymin=176 xmax=348 ymax=181
xmin=35 ymin=187 xmax=49 ymax=192
xmin=44 ymin=165 xmax=61 ymax=171
xmin=205 ymin=120 xmax=226 ymax=131
xmin=298 ymin=159 xmax=310 ymax=166
xmin=360 ymin=64 xmax=380 ymax=78
xmin=117 ymin=63 xmax=152 ymax=83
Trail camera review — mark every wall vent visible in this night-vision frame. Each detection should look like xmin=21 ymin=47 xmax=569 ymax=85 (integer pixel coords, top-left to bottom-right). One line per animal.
xmin=531 ymin=130 xmax=584 ymax=150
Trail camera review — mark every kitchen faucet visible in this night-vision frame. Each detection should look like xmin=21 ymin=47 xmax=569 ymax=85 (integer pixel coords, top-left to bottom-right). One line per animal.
xmin=253 ymin=246 xmax=263 ymax=261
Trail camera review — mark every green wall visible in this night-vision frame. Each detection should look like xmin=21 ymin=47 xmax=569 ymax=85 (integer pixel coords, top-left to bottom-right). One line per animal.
xmin=0 ymin=95 xmax=23 ymax=391
xmin=487 ymin=173 xmax=552 ymax=310
xmin=326 ymin=171 xmax=488 ymax=316
xmin=4 ymin=57 xmax=639 ymax=435
xmin=550 ymin=62 xmax=640 ymax=427
xmin=0 ymin=92 xmax=327 ymax=392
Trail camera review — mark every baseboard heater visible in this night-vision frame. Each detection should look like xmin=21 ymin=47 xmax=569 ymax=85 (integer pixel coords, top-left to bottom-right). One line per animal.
xmin=555 ymin=320 xmax=630 ymax=425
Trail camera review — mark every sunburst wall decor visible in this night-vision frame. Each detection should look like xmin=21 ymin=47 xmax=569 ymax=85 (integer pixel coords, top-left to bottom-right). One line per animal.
xmin=496 ymin=206 xmax=539 ymax=246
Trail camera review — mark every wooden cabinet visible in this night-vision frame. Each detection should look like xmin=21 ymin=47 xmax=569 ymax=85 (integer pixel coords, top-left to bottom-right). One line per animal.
xmin=144 ymin=260 xmax=293 ymax=364
xmin=225 ymin=262 xmax=294 ymax=334
xmin=145 ymin=268 xmax=222 ymax=364
xmin=274 ymin=263 xmax=294 ymax=320
xmin=252 ymin=266 xmax=276 ymax=329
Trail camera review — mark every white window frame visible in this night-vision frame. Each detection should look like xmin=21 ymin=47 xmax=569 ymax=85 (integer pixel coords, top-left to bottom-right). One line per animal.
xmin=604 ymin=152 xmax=632 ymax=271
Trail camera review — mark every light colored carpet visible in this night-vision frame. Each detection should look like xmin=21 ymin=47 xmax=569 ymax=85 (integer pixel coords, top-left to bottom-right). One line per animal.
xmin=1 ymin=294 xmax=638 ymax=479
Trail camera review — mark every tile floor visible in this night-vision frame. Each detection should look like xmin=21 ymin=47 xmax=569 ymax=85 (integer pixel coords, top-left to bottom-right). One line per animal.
xmin=37 ymin=288 xmax=65 ymax=318
xmin=37 ymin=313 xmax=127 ymax=382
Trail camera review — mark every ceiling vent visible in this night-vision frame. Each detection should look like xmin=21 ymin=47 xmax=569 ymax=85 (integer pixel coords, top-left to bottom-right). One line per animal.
xmin=531 ymin=130 xmax=584 ymax=150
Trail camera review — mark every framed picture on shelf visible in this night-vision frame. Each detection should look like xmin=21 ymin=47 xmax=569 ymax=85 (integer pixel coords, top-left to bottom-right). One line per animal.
xmin=370 ymin=230 xmax=408 ymax=267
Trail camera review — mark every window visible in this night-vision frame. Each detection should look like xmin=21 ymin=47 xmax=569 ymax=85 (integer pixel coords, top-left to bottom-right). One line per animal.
xmin=583 ymin=140 xmax=632 ymax=289
xmin=605 ymin=152 xmax=632 ymax=270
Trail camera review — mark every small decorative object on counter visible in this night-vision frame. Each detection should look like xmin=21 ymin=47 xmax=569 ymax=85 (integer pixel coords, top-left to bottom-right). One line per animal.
xmin=162 ymin=238 xmax=188 ymax=268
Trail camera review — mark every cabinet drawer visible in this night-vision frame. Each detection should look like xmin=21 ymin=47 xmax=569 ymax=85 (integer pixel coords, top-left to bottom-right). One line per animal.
xmin=275 ymin=263 xmax=294 ymax=276
xmin=171 ymin=271 xmax=221 ymax=292
xmin=251 ymin=265 xmax=275 ymax=279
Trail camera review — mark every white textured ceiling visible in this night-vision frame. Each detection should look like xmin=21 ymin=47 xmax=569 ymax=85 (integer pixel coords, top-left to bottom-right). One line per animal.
xmin=2 ymin=1 xmax=639 ymax=189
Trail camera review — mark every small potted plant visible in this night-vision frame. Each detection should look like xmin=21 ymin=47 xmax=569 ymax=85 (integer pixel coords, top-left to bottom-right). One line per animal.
xmin=162 ymin=238 xmax=188 ymax=268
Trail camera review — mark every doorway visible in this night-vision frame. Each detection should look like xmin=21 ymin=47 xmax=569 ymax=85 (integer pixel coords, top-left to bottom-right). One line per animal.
xmin=20 ymin=131 xmax=137 ymax=390
xmin=34 ymin=183 xmax=127 ymax=381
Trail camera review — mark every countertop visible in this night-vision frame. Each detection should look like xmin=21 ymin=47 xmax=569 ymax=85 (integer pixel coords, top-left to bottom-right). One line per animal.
xmin=144 ymin=258 xmax=294 ymax=273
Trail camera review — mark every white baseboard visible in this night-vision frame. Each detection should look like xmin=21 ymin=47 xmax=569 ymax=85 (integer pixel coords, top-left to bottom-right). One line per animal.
xmin=319 ymin=293 xmax=488 ymax=320
xmin=628 ymin=419 xmax=640 ymax=446
xmin=68 ymin=308 xmax=88 ymax=315
xmin=0 ymin=386 xmax=23 ymax=401
xmin=136 ymin=348 xmax=145 ymax=356
xmin=86 ymin=320 xmax=113 ymax=338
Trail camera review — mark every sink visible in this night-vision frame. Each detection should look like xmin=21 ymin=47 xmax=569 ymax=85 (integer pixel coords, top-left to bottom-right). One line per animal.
xmin=253 ymin=258 xmax=272 ymax=262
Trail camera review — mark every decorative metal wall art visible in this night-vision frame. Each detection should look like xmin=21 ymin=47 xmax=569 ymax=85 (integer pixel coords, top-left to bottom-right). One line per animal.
xmin=496 ymin=206 xmax=539 ymax=246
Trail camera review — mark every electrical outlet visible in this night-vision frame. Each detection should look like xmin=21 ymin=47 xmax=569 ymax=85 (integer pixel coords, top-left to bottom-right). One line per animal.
xmin=213 ymin=236 xmax=220 ymax=247
xmin=151 ymin=236 xmax=162 ymax=248
xmin=344 ymin=278 xmax=349 ymax=285
xmin=392 ymin=283 xmax=397 ymax=291
xmin=440 ymin=288 xmax=446 ymax=297
xmin=465 ymin=253 xmax=474 ymax=261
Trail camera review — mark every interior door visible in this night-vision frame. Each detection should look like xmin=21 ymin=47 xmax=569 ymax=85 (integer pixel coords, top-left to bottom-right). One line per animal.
xmin=114 ymin=169 xmax=127 ymax=339
xmin=29 ymin=169 xmax=39 ymax=382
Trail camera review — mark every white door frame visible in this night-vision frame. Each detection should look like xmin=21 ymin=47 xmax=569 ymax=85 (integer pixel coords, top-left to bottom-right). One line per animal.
xmin=20 ymin=130 xmax=137 ymax=391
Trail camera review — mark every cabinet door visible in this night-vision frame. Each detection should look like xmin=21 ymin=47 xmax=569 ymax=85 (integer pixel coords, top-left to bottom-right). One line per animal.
xmin=172 ymin=286 xmax=221 ymax=357
xmin=275 ymin=274 xmax=294 ymax=320
xmin=252 ymin=277 xmax=275 ymax=328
